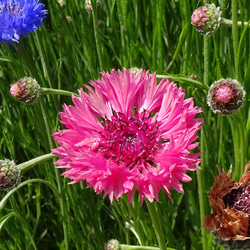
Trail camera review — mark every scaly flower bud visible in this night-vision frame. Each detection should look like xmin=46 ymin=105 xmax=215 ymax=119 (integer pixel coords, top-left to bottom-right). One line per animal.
xmin=207 ymin=78 xmax=245 ymax=115
xmin=104 ymin=239 xmax=120 ymax=250
xmin=10 ymin=77 xmax=41 ymax=104
xmin=191 ymin=3 xmax=222 ymax=35
xmin=0 ymin=159 xmax=21 ymax=191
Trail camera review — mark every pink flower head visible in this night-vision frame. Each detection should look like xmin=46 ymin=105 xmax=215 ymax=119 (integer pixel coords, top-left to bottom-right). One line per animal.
xmin=191 ymin=3 xmax=221 ymax=35
xmin=52 ymin=69 xmax=202 ymax=204
xmin=207 ymin=78 xmax=245 ymax=115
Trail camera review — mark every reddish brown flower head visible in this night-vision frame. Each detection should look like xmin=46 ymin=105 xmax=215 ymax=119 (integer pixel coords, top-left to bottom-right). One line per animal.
xmin=204 ymin=162 xmax=250 ymax=248
xmin=207 ymin=78 xmax=245 ymax=115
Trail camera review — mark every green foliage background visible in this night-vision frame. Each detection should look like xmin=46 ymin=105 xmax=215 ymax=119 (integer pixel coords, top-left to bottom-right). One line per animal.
xmin=0 ymin=0 xmax=250 ymax=249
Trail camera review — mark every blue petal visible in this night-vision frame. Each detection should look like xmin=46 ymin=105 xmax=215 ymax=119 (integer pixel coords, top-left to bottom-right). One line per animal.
xmin=0 ymin=0 xmax=47 ymax=45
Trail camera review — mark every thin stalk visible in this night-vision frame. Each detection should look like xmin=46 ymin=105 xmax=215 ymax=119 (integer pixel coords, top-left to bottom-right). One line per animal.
xmin=196 ymin=33 xmax=210 ymax=250
xmin=34 ymin=31 xmax=60 ymax=112
xmin=39 ymin=97 xmax=69 ymax=250
xmin=230 ymin=112 xmax=246 ymax=181
xmin=203 ymin=36 xmax=210 ymax=87
xmin=232 ymin=0 xmax=239 ymax=79
xmin=41 ymin=88 xmax=79 ymax=97
xmin=237 ymin=113 xmax=247 ymax=175
xmin=91 ymin=0 xmax=104 ymax=71
xmin=228 ymin=116 xmax=240 ymax=180
xmin=222 ymin=18 xmax=250 ymax=27
xmin=18 ymin=153 xmax=56 ymax=173
xmin=197 ymin=129 xmax=207 ymax=250
xmin=119 ymin=245 xmax=161 ymax=250
xmin=127 ymin=204 xmax=145 ymax=245
xmin=34 ymin=32 xmax=53 ymax=88
xmin=145 ymin=200 xmax=165 ymax=250
xmin=117 ymin=0 xmax=128 ymax=67
xmin=156 ymin=74 xmax=209 ymax=90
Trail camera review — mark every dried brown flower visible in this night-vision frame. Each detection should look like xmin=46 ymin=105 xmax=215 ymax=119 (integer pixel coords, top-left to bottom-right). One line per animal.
xmin=204 ymin=162 xmax=250 ymax=248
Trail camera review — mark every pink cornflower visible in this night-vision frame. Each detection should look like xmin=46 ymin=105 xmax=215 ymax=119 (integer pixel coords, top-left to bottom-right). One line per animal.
xmin=52 ymin=69 xmax=202 ymax=203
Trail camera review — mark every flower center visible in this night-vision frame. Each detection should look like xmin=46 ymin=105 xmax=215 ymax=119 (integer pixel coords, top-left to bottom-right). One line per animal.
xmin=215 ymin=85 xmax=233 ymax=103
xmin=223 ymin=186 xmax=250 ymax=235
xmin=192 ymin=9 xmax=208 ymax=27
xmin=223 ymin=186 xmax=250 ymax=214
xmin=0 ymin=1 xmax=22 ymax=17
xmin=99 ymin=110 xmax=163 ymax=169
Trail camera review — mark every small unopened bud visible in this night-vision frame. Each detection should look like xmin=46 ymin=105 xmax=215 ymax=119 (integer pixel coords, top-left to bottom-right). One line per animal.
xmin=0 ymin=159 xmax=21 ymax=191
xmin=104 ymin=239 xmax=120 ymax=250
xmin=98 ymin=20 xmax=105 ymax=28
xmin=10 ymin=77 xmax=41 ymax=104
xmin=191 ymin=3 xmax=222 ymax=35
xmin=207 ymin=78 xmax=245 ymax=115
xmin=189 ymin=74 xmax=197 ymax=80
xmin=58 ymin=0 xmax=66 ymax=8
xmin=85 ymin=0 xmax=102 ymax=13
xmin=96 ymin=0 xmax=102 ymax=10
xmin=66 ymin=16 xmax=72 ymax=22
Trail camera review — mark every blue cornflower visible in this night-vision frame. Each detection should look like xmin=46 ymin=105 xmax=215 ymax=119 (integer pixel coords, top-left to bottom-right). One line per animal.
xmin=0 ymin=0 xmax=47 ymax=44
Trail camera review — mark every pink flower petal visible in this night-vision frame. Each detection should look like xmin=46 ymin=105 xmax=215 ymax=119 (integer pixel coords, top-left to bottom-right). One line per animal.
xmin=52 ymin=69 xmax=202 ymax=204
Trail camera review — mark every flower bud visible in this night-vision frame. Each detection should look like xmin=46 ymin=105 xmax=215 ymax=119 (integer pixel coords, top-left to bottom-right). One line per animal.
xmin=104 ymin=239 xmax=120 ymax=250
xmin=207 ymin=78 xmax=245 ymax=115
xmin=191 ymin=3 xmax=222 ymax=35
xmin=84 ymin=0 xmax=102 ymax=13
xmin=58 ymin=0 xmax=66 ymax=8
xmin=10 ymin=77 xmax=41 ymax=104
xmin=66 ymin=16 xmax=72 ymax=22
xmin=0 ymin=159 xmax=21 ymax=191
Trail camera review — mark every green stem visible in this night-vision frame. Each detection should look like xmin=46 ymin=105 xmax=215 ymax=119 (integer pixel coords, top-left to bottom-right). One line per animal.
xmin=34 ymin=32 xmax=53 ymax=89
xmin=229 ymin=116 xmax=240 ymax=180
xmin=119 ymin=245 xmax=176 ymax=250
xmin=34 ymin=31 xmax=60 ymax=112
xmin=41 ymin=87 xmax=79 ymax=97
xmin=18 ymin=153 xmax=56 ymax=173
xmin=127 ymin=203 xmax=145 ymax=245
xmin=156 ymin=74 xmax=209 ymax=90
xmin=39 ymin=97 xmax=69 ymax=250
xmin=229 ymin=112 xmax=246 ymax=181
xmin=238 ymin=113 xmax=247 ymax=175
xmin=197 ymin=31 xmax=210 ymax=250
xmin=145 ymin=199 xmax=165 ymax=250
xmin=119 ymin=245 xmax=160 ymax=250
xmin=197 ymin=129 xmax=207 ymax=250
xmin=232 ymin=0 xmax=239 ymax=80
xmin=203 ymin=36 xmax=209 ymax=87
xmin=117 ymin=0 xmax=128 ymax=67
xmin=91 ymin=0 xmax=103 ymax=71
xmin=222 ymin=18 xmax=250 ymax=27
